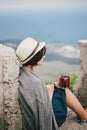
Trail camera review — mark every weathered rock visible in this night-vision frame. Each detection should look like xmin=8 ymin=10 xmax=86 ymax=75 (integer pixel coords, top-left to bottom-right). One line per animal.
xmin=74 ymin=40 xmax=87 ymax=108
xmin=0 ymin=44 xmax=22 ymax=130
xmin=59 ymin=109 xmax=87 ymax=130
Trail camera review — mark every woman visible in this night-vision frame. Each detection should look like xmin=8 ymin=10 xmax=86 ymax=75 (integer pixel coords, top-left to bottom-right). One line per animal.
xmin=47 ymin=78 xmax=87 ymax=127
xmin=16 ymin=37 xmax=58 ymax=130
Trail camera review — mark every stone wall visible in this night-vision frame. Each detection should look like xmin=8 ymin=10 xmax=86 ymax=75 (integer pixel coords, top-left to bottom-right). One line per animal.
xmin=0 ymin=44 xmax=22 ymax=130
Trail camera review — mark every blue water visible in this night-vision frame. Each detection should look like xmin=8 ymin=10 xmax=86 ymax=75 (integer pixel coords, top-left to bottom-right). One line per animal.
xmin=0 ymin=9 xmax=87 ymax=46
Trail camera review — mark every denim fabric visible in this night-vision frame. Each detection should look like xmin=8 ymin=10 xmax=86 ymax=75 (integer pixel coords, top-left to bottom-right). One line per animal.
xmin=52 ymin=87 xmax=67 ymax=127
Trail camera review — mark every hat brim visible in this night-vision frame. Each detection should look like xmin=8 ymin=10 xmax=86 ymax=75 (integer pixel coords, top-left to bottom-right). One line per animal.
xmin=21 ymin=41 xmax=46 ymax=64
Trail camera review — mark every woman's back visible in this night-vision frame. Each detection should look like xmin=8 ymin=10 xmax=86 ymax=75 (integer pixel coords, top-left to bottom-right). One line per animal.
xmin=18 ymin=67 xmax=58 ymax=130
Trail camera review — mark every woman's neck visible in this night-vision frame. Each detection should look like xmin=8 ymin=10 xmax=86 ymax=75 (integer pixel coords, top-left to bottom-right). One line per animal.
xmin=24 ymin=65 xmax=35 ymax=72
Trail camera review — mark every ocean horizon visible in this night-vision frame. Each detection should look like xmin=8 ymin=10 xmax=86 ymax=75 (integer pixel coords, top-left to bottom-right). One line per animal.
xmin=0 ymin=9 xmax=87 ymax=47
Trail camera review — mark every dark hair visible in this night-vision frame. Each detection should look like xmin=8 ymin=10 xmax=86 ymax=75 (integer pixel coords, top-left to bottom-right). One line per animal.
xmin=23 ymin=46 xmax=46 ymax=66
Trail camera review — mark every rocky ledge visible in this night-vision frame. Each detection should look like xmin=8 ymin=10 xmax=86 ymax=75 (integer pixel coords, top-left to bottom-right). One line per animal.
xmin=59 ymin=109 xmax=87 ymax=130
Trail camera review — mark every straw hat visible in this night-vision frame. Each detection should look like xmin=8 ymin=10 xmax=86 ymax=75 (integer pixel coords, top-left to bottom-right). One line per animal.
xmin=16 ymin=37 xmax=46 ymax=64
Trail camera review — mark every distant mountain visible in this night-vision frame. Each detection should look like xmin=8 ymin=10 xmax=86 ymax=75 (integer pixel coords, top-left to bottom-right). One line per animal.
xmin=45 ymin=42 xmax=80 ymax=65
xmin=45 ymin=53 xmax=80 ymax=65
xmin=0 ymin=39 xmax=21 ymax=50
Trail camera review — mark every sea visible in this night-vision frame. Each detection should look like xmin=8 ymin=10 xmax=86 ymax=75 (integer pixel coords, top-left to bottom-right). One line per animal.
xmin=0 ymin=9 xmax=87 ymax=47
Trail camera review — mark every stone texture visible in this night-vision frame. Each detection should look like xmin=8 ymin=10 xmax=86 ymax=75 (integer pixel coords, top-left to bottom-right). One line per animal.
xmin=59 ymin=109 xmax=87 ymax=130
xmin=0 ymin=44 xmax=22 ymax=130
xmin=0 ymin=46 xmax=4 ymax=130
xmin=74 ymin=40 xmax=87 ymax=108
xmin=0 ymin=85 xmax=4 ymax=130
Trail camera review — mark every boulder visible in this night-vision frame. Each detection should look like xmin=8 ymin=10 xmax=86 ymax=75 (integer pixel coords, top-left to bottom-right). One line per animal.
xmin=0 ymin=44 xmax=22 ymax=130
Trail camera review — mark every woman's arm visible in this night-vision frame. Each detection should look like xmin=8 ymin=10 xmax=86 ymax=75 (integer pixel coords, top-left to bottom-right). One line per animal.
xmin=65 ymin=88 xmax=87 ymax=120
xmin=47 ymin=84 xmax=54 ymax=101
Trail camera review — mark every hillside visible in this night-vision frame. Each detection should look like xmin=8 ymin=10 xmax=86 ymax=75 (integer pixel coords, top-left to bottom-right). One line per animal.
xmin=35 ymin=61 xmax=80 ymax=83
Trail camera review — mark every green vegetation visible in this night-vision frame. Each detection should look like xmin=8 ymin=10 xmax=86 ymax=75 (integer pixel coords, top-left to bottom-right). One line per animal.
xmin=69 ymin=71 xmax=80 ymax=92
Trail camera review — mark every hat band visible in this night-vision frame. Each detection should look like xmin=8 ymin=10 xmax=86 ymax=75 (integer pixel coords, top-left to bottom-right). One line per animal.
xmin=22 ymin=42 xmax=40 ymax=62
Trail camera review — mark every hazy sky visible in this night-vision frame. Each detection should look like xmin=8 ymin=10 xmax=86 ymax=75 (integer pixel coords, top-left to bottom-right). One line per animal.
xmin=0 ymin=0 xmax=87 ymax=43
xmin=0 ymin=0 xmax=87 ymax=11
